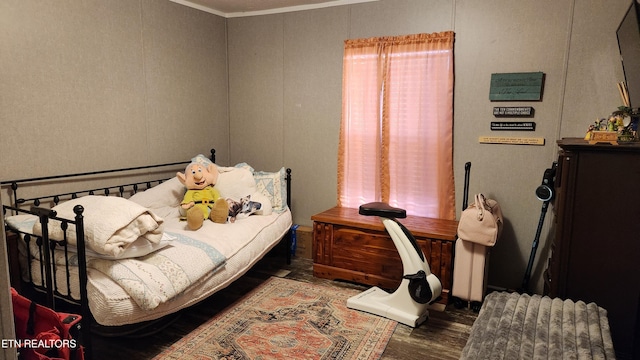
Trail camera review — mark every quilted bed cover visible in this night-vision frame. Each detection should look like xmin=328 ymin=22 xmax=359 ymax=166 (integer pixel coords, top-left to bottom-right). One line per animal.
xmin=13 ymin=209 xmax=291 ymax=326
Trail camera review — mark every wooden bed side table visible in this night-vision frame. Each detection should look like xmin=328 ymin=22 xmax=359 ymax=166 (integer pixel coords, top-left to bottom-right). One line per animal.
xmin=311 ymin=206 xmax=458 ymax=306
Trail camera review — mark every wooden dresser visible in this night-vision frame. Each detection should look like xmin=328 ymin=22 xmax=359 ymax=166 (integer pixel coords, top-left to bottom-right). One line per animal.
xmin=545 ymin=138 xmax=640 ymax=359
xmin=311 ymin=206 xmax=458 ymax=306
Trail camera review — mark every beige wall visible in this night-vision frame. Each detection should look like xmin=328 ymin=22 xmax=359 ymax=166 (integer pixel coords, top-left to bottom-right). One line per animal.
xmin=0 ymin=0 xmax=229 ymax=180
xmin=0 ymin=0 xmax=631 ymax=299
xmin=227 ymin=0 xmax=630 ymax=293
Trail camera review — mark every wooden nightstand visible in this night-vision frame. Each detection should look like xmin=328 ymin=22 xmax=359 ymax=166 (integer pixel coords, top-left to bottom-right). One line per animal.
xmin=312 ymin=206 xmax=458 ymax=306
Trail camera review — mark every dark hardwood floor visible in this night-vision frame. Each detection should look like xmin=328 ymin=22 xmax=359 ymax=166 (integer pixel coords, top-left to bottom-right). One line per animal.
xmin=89 ymin=252 xmax=477 ymax=359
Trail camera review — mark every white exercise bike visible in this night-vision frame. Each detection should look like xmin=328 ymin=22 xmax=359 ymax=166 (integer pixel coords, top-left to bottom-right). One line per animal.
xmin=346 ymin=202 xmax=442 ymax=327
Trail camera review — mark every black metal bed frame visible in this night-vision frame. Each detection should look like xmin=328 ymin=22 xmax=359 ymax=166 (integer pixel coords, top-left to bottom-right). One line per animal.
xmin=1 ymin=149 xmax=293 ymax=359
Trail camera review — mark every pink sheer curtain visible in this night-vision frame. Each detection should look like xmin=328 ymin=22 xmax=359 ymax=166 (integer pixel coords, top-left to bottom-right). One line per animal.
xmin=337 ymin=32 xmax=455 ymax=220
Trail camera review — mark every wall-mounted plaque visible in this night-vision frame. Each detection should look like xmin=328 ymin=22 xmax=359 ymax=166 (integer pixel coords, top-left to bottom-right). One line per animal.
xmin=479 ymin=136 xmax=545 ymax=145
xmin=490 ymin=72 xmax=545 ymax=101
xmin=491 ymin=122 xmax=536 ymax=131
xmin=493 ymin=106 xmax=534 ymax=117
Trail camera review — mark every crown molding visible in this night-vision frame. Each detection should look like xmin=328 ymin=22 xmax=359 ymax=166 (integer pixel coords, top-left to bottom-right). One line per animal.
xmin=170 ymin=0 xmax=379 ymax=18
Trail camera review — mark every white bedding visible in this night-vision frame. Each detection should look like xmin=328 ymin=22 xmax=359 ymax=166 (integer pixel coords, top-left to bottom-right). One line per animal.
xmin=20 ymin=208 xmax=291 ymax=326
xmin=89 ymin=209 xmax=291 ymax=326
xmin=5 ymin=164 xmax=293 ymax=326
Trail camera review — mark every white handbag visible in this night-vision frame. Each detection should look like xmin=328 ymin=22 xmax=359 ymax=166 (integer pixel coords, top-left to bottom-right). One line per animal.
xmin=457 ymin=194 xmax=503 ymax=246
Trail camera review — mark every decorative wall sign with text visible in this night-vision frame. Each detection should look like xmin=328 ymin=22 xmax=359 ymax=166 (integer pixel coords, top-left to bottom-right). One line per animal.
xmin=489 ymin=72 xmax=545 ymax=101
xmin=493 ymin=106 xmax=534 ymax=117
xmin=491 ymin=122 xmax=536 ymax=131
xmin=479 ymin=136 xmax=545 ymax=145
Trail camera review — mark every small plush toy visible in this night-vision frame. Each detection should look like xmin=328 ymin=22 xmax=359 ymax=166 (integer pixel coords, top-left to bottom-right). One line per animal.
xmin=177 ymin=155 xmax=229 ymax=230
xmin=226 ymin=195 xmax=262 ymax=223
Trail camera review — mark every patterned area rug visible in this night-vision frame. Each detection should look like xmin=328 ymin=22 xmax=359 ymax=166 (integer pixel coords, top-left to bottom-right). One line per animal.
xmin=153 ymin=277 xmax=397 ymax=360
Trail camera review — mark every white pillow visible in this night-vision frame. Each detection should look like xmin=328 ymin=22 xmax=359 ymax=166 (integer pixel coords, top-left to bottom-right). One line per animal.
xmin=253 ymin=167 xmax=288 ymax=213
xmin=216 ymin=165 xmax=274 ymax=216
xmin=4 ymin=214 xmax=37 ymax=234
xmin=215 ymin=167 xmax=258 ymax=200
xmin=129 ymin=177 xmax=185 ymax=210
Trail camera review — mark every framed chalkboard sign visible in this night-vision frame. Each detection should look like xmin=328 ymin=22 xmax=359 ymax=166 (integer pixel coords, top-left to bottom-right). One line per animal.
xmin=490 ymin=72 xmax=545 ymax=101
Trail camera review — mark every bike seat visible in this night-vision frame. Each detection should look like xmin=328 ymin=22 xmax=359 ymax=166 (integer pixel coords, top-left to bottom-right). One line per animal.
xmin=359 ymin=202 xmax=407 ymax=219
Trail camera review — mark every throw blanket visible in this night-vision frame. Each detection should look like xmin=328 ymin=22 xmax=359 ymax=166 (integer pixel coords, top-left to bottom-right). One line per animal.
xmin=461 ymin=291 xmax=616 ymax=359
xmin=90 ymin=231 xmax=226 ymax=310
xmin=33 ymin=195 xmax=164 ymax=258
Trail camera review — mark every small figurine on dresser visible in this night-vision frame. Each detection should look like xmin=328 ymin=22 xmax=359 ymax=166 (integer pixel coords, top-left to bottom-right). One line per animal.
xmin=585 ymin=107 xmax=637 ymax=144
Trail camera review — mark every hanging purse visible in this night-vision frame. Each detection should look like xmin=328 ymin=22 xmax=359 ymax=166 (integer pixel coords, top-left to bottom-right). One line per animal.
xmin=457 ymin=194 xmax=503 ymax=246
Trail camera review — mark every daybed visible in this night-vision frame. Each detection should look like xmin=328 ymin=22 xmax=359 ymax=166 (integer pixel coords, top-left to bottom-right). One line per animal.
xmin=2 ymin=150 xmax=292 ymax=346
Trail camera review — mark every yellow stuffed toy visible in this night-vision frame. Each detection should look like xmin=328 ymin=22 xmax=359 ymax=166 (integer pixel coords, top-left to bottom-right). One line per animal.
xmin=177 ymin=155 xmax=229 ymax=230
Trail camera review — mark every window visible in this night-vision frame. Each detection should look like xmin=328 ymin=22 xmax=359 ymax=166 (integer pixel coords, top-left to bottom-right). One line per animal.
xmin=337 ymin=32 xmax=455 ymax=220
